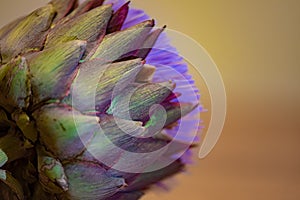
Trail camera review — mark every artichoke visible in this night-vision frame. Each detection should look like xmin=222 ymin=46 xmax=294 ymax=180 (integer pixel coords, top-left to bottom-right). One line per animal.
xmin=0 ymin=0 xmax=200 ymax=199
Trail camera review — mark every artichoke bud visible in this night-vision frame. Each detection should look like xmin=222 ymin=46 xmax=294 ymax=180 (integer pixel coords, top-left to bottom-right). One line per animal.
xmin=0 ymin=57 xmax=30 ymax=112
xmin=37 ymin=147 xmax=68 ymax=193
xmin=107 ymin=81 xmax=175 ymax=121
xmin=0 ymin=1 xmax=200 ymax=199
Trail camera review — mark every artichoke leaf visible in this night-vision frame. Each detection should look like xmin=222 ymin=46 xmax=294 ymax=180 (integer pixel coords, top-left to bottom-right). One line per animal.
xmin=107 ymin=2 xmax=130 ymax=33
xmin=90 ymin=20 xmax=154 ymax=62
xmin=0 ymin=4 xmax=55 ymax=63
xmin=107 ymin=81 xmax=175 ymax=120
xmin=33 ymin=104 xmax=97 ymax=161
xmin=27 ymin=40 xmax=86 ymax=105
xmin=70 ymin=58 xmax=143 ymax=113
xmin=62 ymin=162 xmax=126 ymax=200
xmin=0 ymin=57 xmax=31 ymax=112
xmin=46 ymin=4 xmax=112 ymax=47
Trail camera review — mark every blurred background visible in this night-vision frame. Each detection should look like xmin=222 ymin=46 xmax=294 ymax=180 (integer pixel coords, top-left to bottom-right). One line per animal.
xmin=0 ymin=0 xmax=299 ymax=199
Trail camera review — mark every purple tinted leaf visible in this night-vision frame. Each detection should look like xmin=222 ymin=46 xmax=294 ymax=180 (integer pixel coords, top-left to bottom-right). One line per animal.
xmin=107 ymin=2 xmax=129 ymax=33
xmin=63 ymin=162 xmax=125 ymax=200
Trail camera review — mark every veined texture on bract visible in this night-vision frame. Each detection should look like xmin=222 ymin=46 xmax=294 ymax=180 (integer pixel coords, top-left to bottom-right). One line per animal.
xmin=0 ymin=0 xmax=201 ymax=199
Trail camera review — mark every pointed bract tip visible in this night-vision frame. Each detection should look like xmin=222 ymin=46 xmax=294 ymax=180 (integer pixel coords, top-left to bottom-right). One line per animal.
xmin=123 ymin=1 xmax=131 ymax=7
xmin=159 ymin=80 xmax=176 ymax=91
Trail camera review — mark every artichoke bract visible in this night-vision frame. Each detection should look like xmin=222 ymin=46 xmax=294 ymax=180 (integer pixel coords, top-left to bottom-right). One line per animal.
xmin=0 ymin=0 xmax=201 ymax=199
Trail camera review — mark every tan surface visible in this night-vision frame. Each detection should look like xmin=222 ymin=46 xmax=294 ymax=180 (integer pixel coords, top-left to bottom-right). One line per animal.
xmin=0 ymin=0 xmax=299 ymax=200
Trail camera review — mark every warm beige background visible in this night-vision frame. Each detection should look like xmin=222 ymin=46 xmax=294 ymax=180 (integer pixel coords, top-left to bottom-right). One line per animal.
xmin=0 ymin=0 xmax=299 ymax=200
